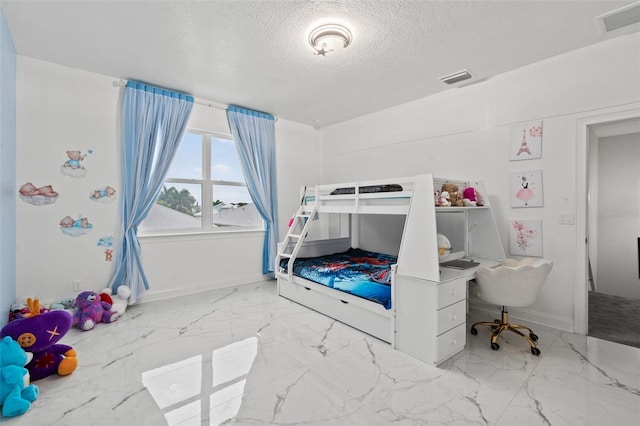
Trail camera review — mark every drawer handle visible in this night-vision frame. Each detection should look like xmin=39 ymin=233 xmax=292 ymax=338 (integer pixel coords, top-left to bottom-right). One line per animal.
xmin=450 ymin=314 xmax=457 ymax=322
xmin=450 ymin=290 xmax=457 ymax=297
xmin=340 ymin=299 xmax=349 ymax=304
xmin=304 ymin=287 xmax=311 ymax=291
xmin=451 ymin=338 xmax=457 ymax=345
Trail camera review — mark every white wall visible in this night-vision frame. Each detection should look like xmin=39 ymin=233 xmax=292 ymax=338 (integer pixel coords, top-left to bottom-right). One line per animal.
xmin=0 ymin=8 xmax=16 ymax=327
xmin=318 ymin=32 xmax=640 ymax=332
xmin=16 ymin=57 xmax=320 ymax=305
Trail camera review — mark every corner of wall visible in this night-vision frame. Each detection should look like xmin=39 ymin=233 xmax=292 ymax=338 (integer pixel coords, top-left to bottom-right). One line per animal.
xmin=0 ymin=6 xmax=17 ymax=327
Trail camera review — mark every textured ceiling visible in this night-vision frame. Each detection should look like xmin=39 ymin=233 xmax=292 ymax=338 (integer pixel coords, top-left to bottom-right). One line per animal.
xmin=2 ymin=0 xmax=638 ymax=128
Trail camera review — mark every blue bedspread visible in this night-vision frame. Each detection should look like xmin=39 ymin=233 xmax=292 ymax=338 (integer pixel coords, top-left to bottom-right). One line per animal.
xmin=279 ymin=248 xmax=396 ymax=309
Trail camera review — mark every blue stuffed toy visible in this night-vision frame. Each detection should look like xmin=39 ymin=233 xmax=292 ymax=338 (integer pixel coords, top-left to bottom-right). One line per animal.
xmin=0 ymin=336 xmax=39 ymax=417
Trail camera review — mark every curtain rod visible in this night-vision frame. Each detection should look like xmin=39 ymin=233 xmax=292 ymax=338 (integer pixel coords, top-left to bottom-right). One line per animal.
xmin=112 ymin=79 xmax=226 ymax=111
xmin=112 ymin=79 xmax=277 ymax=121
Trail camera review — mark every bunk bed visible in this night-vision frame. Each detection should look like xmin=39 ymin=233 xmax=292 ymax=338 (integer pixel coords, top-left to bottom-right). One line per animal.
xmin=275 ymin=174 xmax=506 ymax=365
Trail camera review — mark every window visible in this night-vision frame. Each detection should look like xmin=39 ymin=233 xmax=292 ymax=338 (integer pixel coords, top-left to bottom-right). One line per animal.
xmin=140 ymin=130 xmax=262 ymax=233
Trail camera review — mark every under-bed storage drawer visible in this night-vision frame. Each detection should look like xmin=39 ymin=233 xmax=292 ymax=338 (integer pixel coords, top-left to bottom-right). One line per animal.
xmin=279 ymin=279 xmax=392 ymax=343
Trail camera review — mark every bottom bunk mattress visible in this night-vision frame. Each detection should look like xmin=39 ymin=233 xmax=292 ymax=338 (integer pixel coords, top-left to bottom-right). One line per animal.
xmin=279 ymin=248 xmax=396 ymax=309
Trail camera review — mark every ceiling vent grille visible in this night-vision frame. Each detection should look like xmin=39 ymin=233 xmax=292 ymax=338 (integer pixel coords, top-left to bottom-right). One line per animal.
xmin=597 ymin=2 xmax=640 ymax=33
xmin=438 ymin=69 xmax=472 ymax=85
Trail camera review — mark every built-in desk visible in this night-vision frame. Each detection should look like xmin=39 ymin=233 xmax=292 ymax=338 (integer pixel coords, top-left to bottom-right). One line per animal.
xmin=393 ymin=258 xmax=501 ymax=366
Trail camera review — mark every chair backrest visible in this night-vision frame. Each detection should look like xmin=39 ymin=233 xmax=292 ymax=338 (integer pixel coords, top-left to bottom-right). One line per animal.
xmin=474 ymin=258 xmax=553 ymax=307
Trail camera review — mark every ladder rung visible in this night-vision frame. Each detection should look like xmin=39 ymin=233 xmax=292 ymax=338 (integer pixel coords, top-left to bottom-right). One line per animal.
xmin=279 ymin=253 xmax=292 ymax=258
xmin=288 ymin=234 xmax=301 ymax=238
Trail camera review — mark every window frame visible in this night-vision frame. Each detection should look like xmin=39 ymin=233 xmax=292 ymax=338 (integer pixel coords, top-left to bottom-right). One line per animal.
xmin=139 ymin=129 xmax=264 ymax=236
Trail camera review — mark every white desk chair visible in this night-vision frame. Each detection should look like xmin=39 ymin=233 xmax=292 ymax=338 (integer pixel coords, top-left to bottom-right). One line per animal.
xmin=470 ymin=258 xmax=553 ymax=356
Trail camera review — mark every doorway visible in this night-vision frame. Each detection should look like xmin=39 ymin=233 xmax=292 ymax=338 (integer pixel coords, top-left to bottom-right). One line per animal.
xmin=586 ymin=117 xmax=640 ymax=347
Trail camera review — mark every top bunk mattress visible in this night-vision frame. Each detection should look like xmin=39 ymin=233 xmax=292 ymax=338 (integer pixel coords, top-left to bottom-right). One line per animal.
xmin=279 ymin=248 xmax=396 ymax=309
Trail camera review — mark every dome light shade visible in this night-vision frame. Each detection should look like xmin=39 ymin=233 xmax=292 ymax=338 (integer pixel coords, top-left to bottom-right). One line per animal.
xmin=309 ymin=24 xmax=352 ymax=56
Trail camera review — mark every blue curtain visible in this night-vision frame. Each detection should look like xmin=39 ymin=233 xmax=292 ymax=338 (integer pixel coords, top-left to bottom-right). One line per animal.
xmin=226 ymin=105 xmax=279 ymax=275
xmin=110 ymin=81 xmax=193 ymax=303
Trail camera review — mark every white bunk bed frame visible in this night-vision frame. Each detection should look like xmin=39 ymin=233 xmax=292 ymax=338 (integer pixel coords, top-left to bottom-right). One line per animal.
xmin=275 ymin=174 xmax=505 ymax=363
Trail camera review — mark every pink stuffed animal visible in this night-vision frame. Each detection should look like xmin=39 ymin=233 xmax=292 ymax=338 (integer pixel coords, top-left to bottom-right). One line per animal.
xmin=72 ymin=291 xmax=119 ymax=331
xmin=462 ymin=187 xmax=485 ymax=207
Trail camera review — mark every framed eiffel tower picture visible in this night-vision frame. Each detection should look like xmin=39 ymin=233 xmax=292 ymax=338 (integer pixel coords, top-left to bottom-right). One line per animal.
xmin=509 ymin=120 xmax=543 ymax=161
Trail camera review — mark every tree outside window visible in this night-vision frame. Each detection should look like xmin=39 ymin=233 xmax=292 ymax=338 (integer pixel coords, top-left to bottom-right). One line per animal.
xmin=140 ymin=130 xmax=262 ymax=233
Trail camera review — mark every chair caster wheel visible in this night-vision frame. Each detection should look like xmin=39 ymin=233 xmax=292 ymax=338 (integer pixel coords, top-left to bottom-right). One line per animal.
xmin=531 ymin=347 xmax=541 ymax=356
xmin=529 ymin=333 xmax=538 ymax=342
xmin=470 ymin=327 xmax=478 ymax=335
xmin=491 ymin=342 xmax=500 ymax=351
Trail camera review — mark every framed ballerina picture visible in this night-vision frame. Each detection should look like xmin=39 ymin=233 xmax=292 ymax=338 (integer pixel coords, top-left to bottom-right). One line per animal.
xmin=509 ymin=219 xmax=543 ymax=257
xmin=509 ymin=121 xmax=542 ymax=161
xmin=510 ymin=169 xmax=544 ymax=208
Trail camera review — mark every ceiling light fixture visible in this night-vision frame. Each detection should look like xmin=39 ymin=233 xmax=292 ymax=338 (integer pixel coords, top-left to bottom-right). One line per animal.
xmin=309 ymin=23 xmax=352 ymax=56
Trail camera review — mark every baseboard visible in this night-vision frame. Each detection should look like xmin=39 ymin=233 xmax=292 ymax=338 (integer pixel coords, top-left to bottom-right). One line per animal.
xmin=136 ymin=275 xmax=272 ymax=304
xmin=469 ymin=299 xmax=573 ymax=333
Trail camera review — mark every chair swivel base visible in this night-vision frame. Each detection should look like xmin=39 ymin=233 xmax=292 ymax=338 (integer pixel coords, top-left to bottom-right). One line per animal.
xmin=470 ymin=308 xmax=541 ymax=356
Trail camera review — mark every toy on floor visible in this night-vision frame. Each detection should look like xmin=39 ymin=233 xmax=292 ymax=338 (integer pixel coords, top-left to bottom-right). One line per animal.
xmin=100 ymin=285 xmax=131 ymax=316
xmin=0 ymin=337 xmax=39 ymax=417
xmin=49 ymin=297 xmax=75 ymax=311
xmin=1 ymin=299 xmax=78 ymax=381
xmin=73 ymin=290 xmax=119 ymax=331
xmin=8 ymin=299 xmax=49 ymax=322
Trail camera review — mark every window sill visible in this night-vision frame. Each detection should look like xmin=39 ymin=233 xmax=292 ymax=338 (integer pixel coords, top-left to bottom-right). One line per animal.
xmin=138 ymin=228 xmax=265 ymax=243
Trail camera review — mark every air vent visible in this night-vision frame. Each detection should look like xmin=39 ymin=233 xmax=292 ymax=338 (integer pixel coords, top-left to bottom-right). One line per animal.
xmin=438 ymin=69 xmax=472 ymax=85
xmin=597 ymin=2 xmax=640 ymax=33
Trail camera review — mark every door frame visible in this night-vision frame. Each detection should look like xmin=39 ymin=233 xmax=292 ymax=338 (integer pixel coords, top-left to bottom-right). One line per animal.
xmin=575 ymin=103 xmax=640 ymax=335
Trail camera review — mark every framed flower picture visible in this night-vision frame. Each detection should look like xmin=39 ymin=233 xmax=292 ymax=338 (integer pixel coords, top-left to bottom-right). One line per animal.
xmin=509 ymin=121 xmax=542 ymax=161
xmin=509 ymin=219 xmax=543 ymax=257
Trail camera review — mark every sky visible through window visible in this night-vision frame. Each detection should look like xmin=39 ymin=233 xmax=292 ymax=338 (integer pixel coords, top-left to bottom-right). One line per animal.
xmin=166 ymin=132 xmax=252 ymax=208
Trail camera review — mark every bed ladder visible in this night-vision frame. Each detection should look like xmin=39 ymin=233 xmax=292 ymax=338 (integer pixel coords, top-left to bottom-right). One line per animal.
xmin=277 ymin=205 xmax=317 ymax=279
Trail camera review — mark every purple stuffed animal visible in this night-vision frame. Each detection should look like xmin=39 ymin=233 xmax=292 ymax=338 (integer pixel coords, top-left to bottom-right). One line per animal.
xmin=73 ymin=291 xmax=119 ymax=331
xmin=1 ymin=299 xmax=77 ymax=381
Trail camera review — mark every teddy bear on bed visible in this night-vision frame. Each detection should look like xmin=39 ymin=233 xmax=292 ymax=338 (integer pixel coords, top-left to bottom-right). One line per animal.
xmin=73 ymin=290 xmax=119 ymax=331
xmin=1 ymin=298 xmax=78 ymax=381
xmin=0 ymin=337 xmax=39 ymax=417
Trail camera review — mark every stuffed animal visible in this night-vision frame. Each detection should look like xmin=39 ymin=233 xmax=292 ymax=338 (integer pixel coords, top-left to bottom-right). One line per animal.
xmin=1 ymin=299 xmax=78 ymax=381
xmin=0 ymin=337 xmax=39 ymax=417
xmin=441 ymin=183 xmax=464 ymax=207
xmin=49 ymin=297 xmax=75 ymax=311
xmin=439 ymin=191 xmax=451 ymax=207
xmin=463 ymin=187 xmax=485 ymax=207
xmin=100 ymin=285 xmax=131 ymax=316
xmin=437 ymin=233 xmax=451 ymax=259
xmin=73 ymin=290 xmax=119 ymax=331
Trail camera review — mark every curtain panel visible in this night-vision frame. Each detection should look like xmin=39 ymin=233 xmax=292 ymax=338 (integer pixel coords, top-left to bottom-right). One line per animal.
xmin=110 ymin=81 xmax=193 ymax=303
xmin=226 ymin=105 xmax=279 ymax=275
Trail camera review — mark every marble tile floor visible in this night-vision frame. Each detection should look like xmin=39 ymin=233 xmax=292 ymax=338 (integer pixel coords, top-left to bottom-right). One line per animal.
xmin=4 ymin=281 xmax=639 ymax=426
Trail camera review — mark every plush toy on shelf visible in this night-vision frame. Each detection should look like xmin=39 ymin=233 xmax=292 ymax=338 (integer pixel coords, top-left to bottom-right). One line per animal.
xmin=0 ymin=337 xmax=40 ymax=417
xmin=73 ymin=290 xmax=119 ymax=331
xmin=439 ymin=191 xmax=451 ymax=207
xmin=1 ymin=298 xmax=77 ymax=382
xmin=441 ymin=183 xmax=464 ymax=207
xmin=462 ymin=187 xmax=485 ymax=207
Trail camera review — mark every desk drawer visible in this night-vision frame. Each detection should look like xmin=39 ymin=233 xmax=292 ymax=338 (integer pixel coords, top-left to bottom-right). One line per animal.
xmin=437 ymin=300 xmax=466 ymax=335
xmin=436 ymin=323 xmax=466 ymax=363
xmin=437 ymin=278 xmax=466 ymax=309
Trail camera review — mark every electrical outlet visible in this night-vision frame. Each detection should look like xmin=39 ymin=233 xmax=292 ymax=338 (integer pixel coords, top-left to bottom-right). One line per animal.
xmin=73 ymin=280 xmax=81 ymax=291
